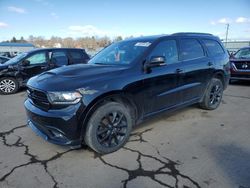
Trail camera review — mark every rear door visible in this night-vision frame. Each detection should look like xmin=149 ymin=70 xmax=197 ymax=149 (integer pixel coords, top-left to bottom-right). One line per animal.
xmin=201 ymin=38 xmax=227 ymax=73
xmin=178 ymin=38 xmax=212 ymax=103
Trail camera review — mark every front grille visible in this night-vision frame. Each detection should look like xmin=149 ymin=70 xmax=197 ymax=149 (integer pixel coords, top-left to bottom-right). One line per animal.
xmin=27 ymin=87 xmax=50 ymax=110
xmin=233 ymin=61 xmax=250 ymax=70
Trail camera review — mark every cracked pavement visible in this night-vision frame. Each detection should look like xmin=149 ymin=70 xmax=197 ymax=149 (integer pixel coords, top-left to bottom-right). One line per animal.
xmin=0 ymin=82 xmax=250 ymax=188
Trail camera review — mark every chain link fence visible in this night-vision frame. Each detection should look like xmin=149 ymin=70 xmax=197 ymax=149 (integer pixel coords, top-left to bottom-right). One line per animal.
xmin=223 ymin=41 xmax=250 ymax=53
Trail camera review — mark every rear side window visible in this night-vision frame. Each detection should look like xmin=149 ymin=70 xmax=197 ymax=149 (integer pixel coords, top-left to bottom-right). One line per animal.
xmin=69 ymin=50 xmax=86 ymax=64
xmin=202 ymin=39 xmax=225 ymax=56
xmin=69 ymin=50 xmax=90 ymax=64
xmin=179 ymin=39 xmax=204 ymax=60
xmin=70 ymin=51 xmax=83 ymax=60
xmin=149 ymin=40 xmax=178 ymax=64
xmin=51 ymin=51 xmax=68 ymax=66
xmin=83 ymin=51 xmax=90 ymax=60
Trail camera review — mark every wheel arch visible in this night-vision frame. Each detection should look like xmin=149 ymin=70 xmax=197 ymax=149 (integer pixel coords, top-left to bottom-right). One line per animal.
xmin=79 ymin=90 xmax=139 ymax=143
xmin=0 ymin=75 xmax=16 ymax=79
xmin=212 ymin=71 xmax=226 ymax=89
xmin=200 ymin=70 xmax=226 ymax=102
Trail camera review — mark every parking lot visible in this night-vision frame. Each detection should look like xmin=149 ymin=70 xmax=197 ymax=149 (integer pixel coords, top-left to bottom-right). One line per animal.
xmin=0 ymin=82 xmax=249 ymax=188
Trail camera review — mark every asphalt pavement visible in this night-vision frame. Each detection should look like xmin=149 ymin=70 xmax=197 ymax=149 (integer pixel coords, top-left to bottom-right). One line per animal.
xmin=0 ymin=81 xmax=250 ymax=188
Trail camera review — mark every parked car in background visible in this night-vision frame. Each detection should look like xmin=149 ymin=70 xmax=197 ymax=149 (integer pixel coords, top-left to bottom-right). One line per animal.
xmin=0 ymin=48 xmax=90 ymax=94
xmin=0 ymin=56 xmax=10 ymax=64
xmin=230 ymin=47 xmax=250 ymax=81
xmin=0 ymin=42 xmax=35 ymax=57
xmin=25 ymin=33 xmax=230 ymax=154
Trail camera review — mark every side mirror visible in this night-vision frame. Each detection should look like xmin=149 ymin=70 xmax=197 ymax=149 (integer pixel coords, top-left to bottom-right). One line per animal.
xmin=148 ymin=56 xmax=166 ymax=68
xmin=22 ymin=60 xmax=30 ymax=66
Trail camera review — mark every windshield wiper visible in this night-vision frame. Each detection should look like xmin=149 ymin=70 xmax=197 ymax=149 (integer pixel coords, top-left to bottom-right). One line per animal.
xmin=93 ymin=62 xmax=105 ymax=65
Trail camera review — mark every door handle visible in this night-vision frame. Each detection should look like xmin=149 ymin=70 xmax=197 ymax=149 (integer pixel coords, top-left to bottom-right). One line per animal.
xmin=176 ymin=68 xmax=184 ymax=74
xmin=208 ymin=62 xmax=213 ymax=66
xmin=41 ymin=66 xmax=47 ymax=70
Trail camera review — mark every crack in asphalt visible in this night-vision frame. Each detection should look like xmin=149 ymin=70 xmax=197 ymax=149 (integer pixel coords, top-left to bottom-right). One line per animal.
xmin=0 ymin=125 xmax=26 ymax=146
xmin=1 ymin=125 xmax=200 ymax=188
xmin=93 ymin=129 xmax=201 ymax=188
xmin=0 ymin=124 xmax=74 ymax=188
xmin=128 ymin=128 xmax=152 ymax=143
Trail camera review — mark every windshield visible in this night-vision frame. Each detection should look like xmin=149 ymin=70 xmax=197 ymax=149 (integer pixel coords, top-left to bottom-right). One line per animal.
xmin=88 ymin=40 xmax=152 ymax=65
xmin=234 ymin=48 xmax=250 ymax=59
xmin=4 ymin=53 xmax=28 ymax=65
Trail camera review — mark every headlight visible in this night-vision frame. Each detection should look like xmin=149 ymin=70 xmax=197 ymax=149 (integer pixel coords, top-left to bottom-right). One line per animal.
xmin=47 ymin=91 xmax=82 ymax=105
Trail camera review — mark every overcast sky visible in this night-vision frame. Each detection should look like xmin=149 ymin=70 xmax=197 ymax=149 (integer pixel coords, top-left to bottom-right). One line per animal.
xmin=0 ymin=0 xmax=250 ymax=41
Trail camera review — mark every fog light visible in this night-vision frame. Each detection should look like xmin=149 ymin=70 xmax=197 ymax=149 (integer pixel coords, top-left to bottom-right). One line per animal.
xmin=50 ymin=130 xmax=64 ymax=138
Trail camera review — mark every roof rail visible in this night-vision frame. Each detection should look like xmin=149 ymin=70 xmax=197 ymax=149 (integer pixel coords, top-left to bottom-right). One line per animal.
xmin=171 ymin=32 xmax=213 ymax=36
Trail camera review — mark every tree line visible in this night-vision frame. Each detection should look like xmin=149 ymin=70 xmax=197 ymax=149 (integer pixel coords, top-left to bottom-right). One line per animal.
xmin=2 ymin=35 xmax=126 ymax=50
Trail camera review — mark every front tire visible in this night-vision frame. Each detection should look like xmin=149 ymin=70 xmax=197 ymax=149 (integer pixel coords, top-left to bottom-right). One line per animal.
xmin=199 ymin=78 xmax=223 ymax=110
xmin=85 ymin=102 xmax=133 ymax=154
xmin=0 ymin=77 xmax=19 ymax=95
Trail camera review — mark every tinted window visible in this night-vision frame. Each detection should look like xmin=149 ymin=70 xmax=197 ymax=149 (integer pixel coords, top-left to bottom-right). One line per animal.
xmin=70 ymin=50 xmax=85 ymax=64
xmin=203 ymin=39 xmax=224 ymax=56
xmin=180 ymin=39 xmax=204 ymax=60
xmin=70 ymin=51 xmax=83 ymax=60
xmin=149 ymin=40 xmax=178 ymax=64
xmin=82 ymin=51 xmax=90 ymax=60
xmin=26 ymin=52 xmax=47 ymax=65
xmin=51 ymin=51 xmax=68 ymax=66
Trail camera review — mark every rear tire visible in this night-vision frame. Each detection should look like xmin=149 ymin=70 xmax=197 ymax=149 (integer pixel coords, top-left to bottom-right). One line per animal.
xmin=0 ymin=77 xmax=19 ymax=95
xmin=85 ymin=102 xmax=133 ymax=154
xmin=199 ymin=78 xmax=223 ymax=110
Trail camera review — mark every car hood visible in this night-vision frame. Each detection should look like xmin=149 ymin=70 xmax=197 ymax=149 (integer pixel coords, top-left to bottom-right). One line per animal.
xmin=27 ymin=64 xmax=128 ymax=91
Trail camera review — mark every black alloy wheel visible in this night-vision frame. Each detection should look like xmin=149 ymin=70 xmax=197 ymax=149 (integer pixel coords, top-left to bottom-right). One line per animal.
xmin=209 ymin=84 xmax=222 ymax=106
xmin=96 ymin=111 xmax=128 ymax=148
xmin=85 ymin=102 xmax=133 ymax=154
xmin=199 ymin=78 xmax=223 ymax=110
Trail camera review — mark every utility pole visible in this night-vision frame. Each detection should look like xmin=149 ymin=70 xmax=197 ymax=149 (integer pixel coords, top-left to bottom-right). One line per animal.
xmin=225 ymin=23 xmax=229 ymax=47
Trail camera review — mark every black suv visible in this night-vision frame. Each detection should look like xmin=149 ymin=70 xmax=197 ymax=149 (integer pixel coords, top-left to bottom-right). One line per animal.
xmin=0 ymin=48 xmax=90 ymax=94
xmin=25 ymin=33 xmax=230 ymax=154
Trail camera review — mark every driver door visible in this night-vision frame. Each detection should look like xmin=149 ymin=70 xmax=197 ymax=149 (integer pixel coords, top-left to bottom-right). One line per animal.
xmin=21 ymin=51 xmax=49 ymax=82
xmin=143 ymin=39 xmax=182 ymax=115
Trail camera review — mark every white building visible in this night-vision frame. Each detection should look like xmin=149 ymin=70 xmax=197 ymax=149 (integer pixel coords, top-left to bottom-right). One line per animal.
xmin=0 ymin=42 xmax=35 ymax=57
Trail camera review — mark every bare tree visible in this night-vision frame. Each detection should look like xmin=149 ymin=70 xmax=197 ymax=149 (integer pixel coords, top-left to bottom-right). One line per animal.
xmin=11 ymin=35 xmax=114 ymax=50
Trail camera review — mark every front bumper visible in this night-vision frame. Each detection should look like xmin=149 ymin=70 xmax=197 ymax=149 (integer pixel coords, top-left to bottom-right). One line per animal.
xmin=230 ymin=71 xmax=250 ymax=81
xmin=24 ymin=98 xmax=83 ymax=147
xmin=230 ymin=62 xmax=250 ymax=81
